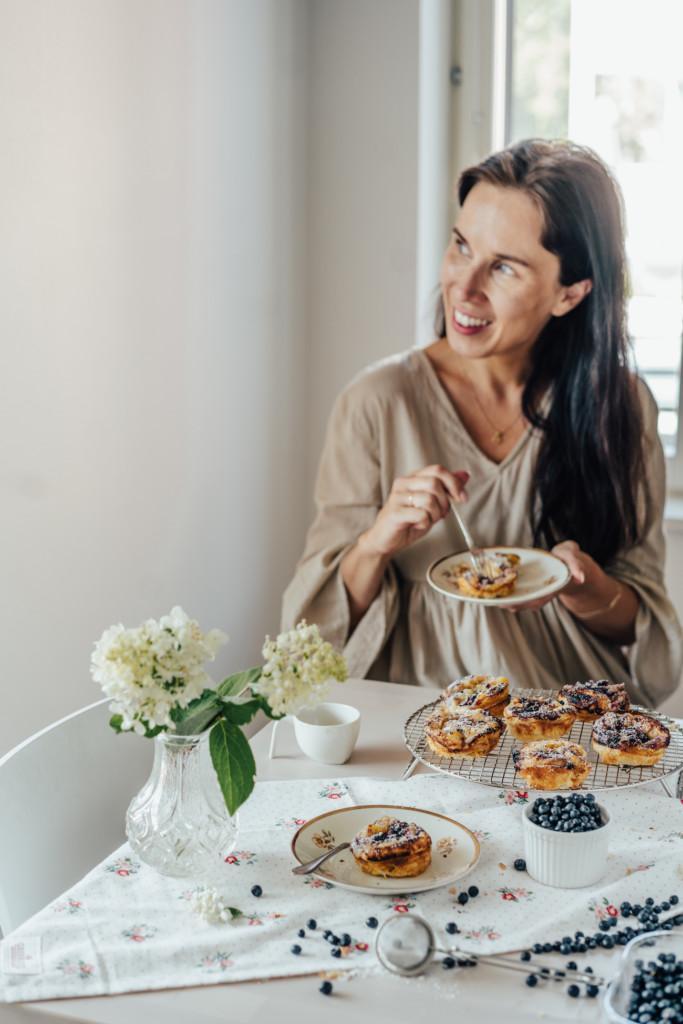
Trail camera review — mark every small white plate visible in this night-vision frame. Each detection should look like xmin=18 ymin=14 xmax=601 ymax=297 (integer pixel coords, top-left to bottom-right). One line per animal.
xmin=427 ymin=545 xmax=571 ymax=608
xmin=291 ymin=804 xmax=480 ymax=895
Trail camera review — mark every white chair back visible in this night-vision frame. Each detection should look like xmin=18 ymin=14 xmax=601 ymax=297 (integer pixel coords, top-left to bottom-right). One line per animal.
xmin=0 ymin=699 xmax=152 ymax=936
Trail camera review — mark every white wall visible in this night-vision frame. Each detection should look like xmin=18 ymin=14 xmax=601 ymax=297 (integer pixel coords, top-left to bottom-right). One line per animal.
xmin=0 ymin=0 xmax=311 ymax=755
xmin=305 ymin=0 xmax=420 ymax=492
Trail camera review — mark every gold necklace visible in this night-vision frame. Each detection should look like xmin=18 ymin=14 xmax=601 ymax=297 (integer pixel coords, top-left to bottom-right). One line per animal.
xmin=465 ymin=376 xmax=525 ymax=445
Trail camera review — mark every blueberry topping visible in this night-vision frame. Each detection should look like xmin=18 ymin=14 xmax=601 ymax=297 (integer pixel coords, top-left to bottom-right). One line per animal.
xmin=366 ymin=917 xmax=378 ymax=929
xmin=457 ymin=892 xmax=469 ymax=905
xmin=291 ymin=944 xmax=302 ymax=955
xmin=319 ymin=981 xmax=333 ymax=995
xmin=340 ymin=933 xmax=351 ymax=947
xmin=251 ymin=884 xmax=263 ymax=897
xmin=297 ymin=928 xmax=305 ymax=938
xmin=442 ymin=956 xmax=456 ymax=969
xmin=567 ymin=984 xmax=580 ymax=998
xmin=331 ymin=947 xmax=341 ymax=958
xmin=586 ymin=984 xmax=599 ymax=998
xmin=468 ymin=885 xmax=479 ymax=898
xmin=525 ymin=974 xmax=538 ymax=987
xmin=307 ymin=918 xmax=317 ymax=930
xmin=520 ymin=950 xmax=531 ymax=962
xmin=514 ymin=858 xmax=527 ymax=871
xmin=446 ymin=922 xmax=459 ymax=935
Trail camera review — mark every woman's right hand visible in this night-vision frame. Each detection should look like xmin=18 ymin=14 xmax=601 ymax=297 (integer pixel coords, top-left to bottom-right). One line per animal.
xmin=358 ymin=465 xmax=470 ymax=559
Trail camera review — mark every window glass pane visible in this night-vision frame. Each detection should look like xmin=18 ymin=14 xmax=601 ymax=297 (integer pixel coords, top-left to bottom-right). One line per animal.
xmin=508 ymin=0 xmax=683 ymax=455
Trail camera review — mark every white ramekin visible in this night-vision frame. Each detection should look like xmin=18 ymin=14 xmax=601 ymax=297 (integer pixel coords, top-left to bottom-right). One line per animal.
xmin=522 ymin=801 xmax=612 ymax=888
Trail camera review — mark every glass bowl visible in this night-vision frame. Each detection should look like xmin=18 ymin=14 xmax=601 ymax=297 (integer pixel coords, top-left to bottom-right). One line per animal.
xmin=603 ymin=930 xmax=683 ymax=1022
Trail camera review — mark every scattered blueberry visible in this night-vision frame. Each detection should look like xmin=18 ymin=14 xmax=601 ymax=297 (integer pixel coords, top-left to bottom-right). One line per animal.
xmin=251 ymin=884 xmax=263 ymax=898
xmin=442 ymin=956 xmax=456 ymax=969
xmin=446 ymin=922 xmax=459 ymax=935
xmin=513 ymin=858 xmax=527 ymax=871
xmin=319 ymin=980 xmax=333 ymax=995
xmin=566 ymin=961 xmax=578 ymax=971
xmin=457 ymin=892 xmax=469 ymax=905
xmin=340 ymin=933 xmax=351 ymax=947
xmin=525 ymin=974 xmax=538 ymax=987
xmin=520 ymin=950 xmax=532 ymax=962
xmin=307 ymin=918 xmax=317 ymax=930
xmin=291 ymin=944 xmax=302 ymax=955
xmin=366 ymin=917 xmax=378 ymax=929
xmin=297 ymin=929 xmax=305 ymax=938
xmin=671 ymin=895 xmax=680 ymax=905
xmin=586 ymin=984 xmax=599 ymax=998
xmin=567 ymin=984 xmax=580 ymax=998
xmin=468 ymin=885 xmax=479 ymax=898
xmin=331 ymin=947 xmax=341 ymax=958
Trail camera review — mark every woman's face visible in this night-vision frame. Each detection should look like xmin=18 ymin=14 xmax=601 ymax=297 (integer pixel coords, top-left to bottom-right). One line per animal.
xmin=440 ymin=181 xmax=582 ymax=362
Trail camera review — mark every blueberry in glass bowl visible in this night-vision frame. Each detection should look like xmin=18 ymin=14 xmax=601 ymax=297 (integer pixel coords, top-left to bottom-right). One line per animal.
xmin=603 ymin=931 xmax=683 ymax=1023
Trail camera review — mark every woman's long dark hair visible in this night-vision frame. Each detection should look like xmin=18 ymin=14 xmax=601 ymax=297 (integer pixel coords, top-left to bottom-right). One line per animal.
xmin=435 ymin=139 xmax=644 ymax=566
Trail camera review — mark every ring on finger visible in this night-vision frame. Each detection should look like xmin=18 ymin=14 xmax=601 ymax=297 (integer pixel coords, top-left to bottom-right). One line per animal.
xmin=408 ymin=493 xmax=416 ymax=508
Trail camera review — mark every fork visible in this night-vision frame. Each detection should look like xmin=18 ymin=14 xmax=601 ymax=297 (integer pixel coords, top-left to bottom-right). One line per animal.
xmin=449 ymin=500 xmax=488 ymax=575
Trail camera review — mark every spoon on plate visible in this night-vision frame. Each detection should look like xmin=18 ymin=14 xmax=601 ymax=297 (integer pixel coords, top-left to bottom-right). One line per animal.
xmin=292 ymin=842 xmax=350 ymax=875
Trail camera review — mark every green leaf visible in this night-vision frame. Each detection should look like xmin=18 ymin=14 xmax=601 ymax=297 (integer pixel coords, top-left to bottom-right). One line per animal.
xmin=217 ymin=668 xmax=261 ymax=700
xmin=142 ymin=724 xmax=166 ymax=739
xmin=209 ymin=720 xmax=256 ymax=816
xmin=170 ymin=689 xmax=221 ymax=735
xmin=252 ymin=693 xmax=285 ymax=721
xmin=226 ymin=907 xmax=242 ymax=919
xmin=219 ymin=698 xmax=263 ymax=726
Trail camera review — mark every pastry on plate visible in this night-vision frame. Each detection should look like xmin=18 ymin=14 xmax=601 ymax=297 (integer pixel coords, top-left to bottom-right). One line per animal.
xmin=503 ymin=695 xmax=576 ymax=741
xmin=558 ymin=679 xmax=630 ymax=721
xmin=450 ymin=551 xmax=520 ymax=599
xmin=350 ymin=816 xmax=432 ymax=877
xmin=512 ymin=739 xmax=591 ymax=790
xmin=425 ymin=705 xmax=504 ymax=758
xmin=443 ymin=673 xmax=510 ymax=717
xmin=591 ymin=711 xmax=670 ymax=767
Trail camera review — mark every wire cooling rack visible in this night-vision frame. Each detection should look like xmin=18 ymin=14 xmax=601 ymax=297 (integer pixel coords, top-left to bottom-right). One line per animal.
xmin=403 ymin=689 xmax=683 ymax=793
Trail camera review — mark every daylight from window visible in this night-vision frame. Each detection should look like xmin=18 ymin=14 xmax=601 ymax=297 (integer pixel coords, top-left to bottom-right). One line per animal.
xmin=509 ymin=0 xmax=683 ymax=455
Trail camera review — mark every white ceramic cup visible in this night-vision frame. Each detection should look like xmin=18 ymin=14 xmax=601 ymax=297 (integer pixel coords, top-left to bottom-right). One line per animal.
xmin=293 ymin=702 xmax=361 ymax=765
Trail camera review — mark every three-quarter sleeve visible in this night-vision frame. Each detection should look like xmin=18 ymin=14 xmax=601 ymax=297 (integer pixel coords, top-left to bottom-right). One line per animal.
xmin=280 ymin=381 xmax=400 ymax=678
xmin=608 ymin=381 xmax=683 ymax=706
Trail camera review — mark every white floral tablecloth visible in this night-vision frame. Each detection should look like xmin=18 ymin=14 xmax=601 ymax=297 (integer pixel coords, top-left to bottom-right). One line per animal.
xmin=1 ymin=773 xmax=682 ymax=1003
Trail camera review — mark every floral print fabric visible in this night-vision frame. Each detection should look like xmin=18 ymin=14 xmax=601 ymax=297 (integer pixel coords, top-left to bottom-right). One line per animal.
xmin=1 ymin=773 xmax=682 ymax=1002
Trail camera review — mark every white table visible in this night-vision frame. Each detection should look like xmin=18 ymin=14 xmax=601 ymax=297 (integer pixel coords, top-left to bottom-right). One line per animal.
xmin=6 ymin=680 xmax=620 ymax=1024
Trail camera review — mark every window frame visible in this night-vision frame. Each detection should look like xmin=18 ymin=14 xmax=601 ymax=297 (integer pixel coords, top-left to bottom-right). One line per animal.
xmin=450 ymin=0 xmax=683 ymax=500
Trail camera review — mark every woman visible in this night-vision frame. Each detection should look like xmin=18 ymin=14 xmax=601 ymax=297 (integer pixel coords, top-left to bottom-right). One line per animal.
xmin=282 ymin=139 xmax=682 ymax=706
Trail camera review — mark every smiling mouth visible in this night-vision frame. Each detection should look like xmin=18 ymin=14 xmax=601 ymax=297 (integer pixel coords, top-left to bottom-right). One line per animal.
xmin=454 ymin=308 xmax=492 ymax=329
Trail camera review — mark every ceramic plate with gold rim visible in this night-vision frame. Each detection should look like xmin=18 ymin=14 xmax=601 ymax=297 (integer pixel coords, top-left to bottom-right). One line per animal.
xmin=427 ymin=545 xmax=571 ymax=608
xmin=291 ymin=804 xmax=480 ymax=896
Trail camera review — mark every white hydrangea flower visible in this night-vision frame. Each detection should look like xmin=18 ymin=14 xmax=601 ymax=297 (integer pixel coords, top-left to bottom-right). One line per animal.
xmin=91 ymin=606 xmax=228 ymax=734
xmin=254 ymin=620 xmax=348 ymax=716
xmin=192 ymin=887 xmax=236 ymax=924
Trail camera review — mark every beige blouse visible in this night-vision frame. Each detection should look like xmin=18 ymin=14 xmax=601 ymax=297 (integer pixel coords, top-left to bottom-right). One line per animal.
xmin=282 ymin=348 xmax=683 ymax=707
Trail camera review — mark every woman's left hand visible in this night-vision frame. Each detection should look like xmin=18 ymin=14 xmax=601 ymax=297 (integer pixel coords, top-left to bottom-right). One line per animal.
xmin=505 ymin=540 xmax=594 ymax=613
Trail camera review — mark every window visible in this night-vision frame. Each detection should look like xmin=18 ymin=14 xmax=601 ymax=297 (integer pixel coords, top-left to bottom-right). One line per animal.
xmin=451 ymin=0 xmax=683 ymax=488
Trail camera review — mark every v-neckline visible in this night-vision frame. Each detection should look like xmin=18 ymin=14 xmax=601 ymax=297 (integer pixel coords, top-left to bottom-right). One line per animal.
xmin=413 ymin=347 xmax=536 ymax=472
